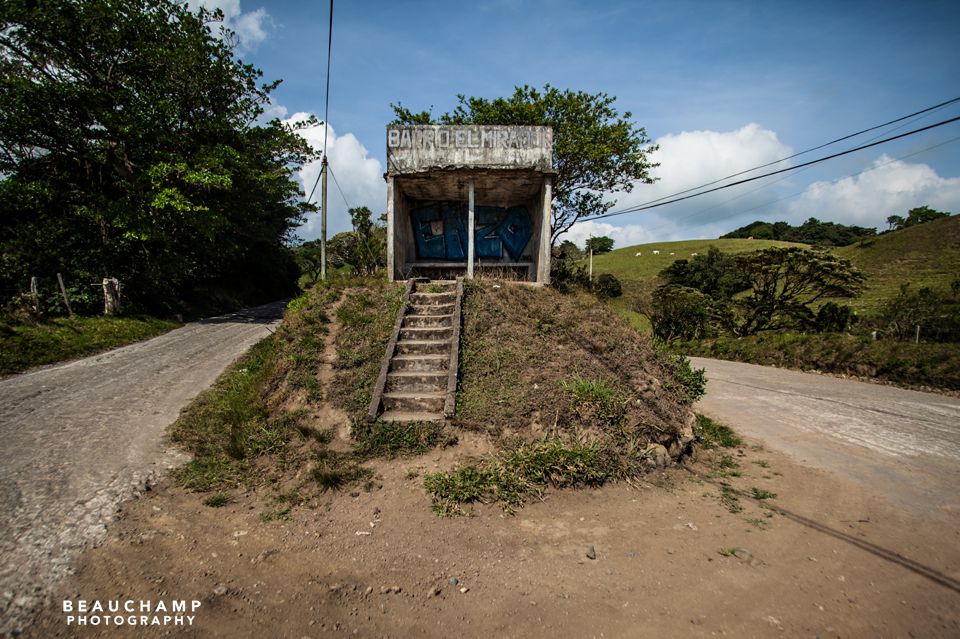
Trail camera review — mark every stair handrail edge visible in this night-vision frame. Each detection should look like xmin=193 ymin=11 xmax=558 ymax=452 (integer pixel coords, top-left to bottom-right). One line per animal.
xmin=366 ymin=278 xmax=415 ymax=422
xmin=443 ymin=277 xmax=465 ymax=419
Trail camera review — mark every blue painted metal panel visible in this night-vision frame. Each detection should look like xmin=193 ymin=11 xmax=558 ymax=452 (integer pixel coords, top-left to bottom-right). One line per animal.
xmin=411 ymin=202 xmax=533 ymax=261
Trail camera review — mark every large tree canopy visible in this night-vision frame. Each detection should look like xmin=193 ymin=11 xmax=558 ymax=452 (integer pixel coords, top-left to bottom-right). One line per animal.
xmin=655 ymin=247 xmax=864 ymax=337
xmin=391 ymin=85 xmax=658 ymax=245
xmin=0 ymin=0 xmax=316 ymax=315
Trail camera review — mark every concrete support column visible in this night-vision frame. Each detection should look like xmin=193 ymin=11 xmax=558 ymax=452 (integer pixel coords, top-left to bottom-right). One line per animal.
xmin=386 ymin=176 xmax=395 ymax=281
xmin=467 ymin=179 xmax=475 ymax=279
xmin=537 ymin=177 xmax=553 ymax=284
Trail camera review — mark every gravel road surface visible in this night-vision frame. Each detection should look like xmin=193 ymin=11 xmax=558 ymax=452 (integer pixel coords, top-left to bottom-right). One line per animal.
xmin=0 ymin=302 xmax=283 ymax=634
xmin=691 ymin=357 xmax=960 ymax=518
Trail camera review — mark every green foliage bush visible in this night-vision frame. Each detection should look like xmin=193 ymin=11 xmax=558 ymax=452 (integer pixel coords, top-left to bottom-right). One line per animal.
xmin=592 ymin=273 xmax=623 ymax=299
xmin=880 ymin=283 xmax=960 ymax=342
xmin=650 ymin=285 xmax=714 ymax=342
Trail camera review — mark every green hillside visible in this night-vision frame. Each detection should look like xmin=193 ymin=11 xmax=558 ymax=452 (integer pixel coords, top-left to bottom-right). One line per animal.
xmin=834 ymin=215 xmax=960 ymax=314
xmin=591 ymin=217 xmax=960 ymax=327
xmin=590 ymin=238 xmax=807 ymax=329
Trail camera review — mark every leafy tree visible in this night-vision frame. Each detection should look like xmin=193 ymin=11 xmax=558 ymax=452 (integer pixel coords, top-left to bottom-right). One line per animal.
xmin=728 ymin=248 xmax=864 ymax=335
xmin=660 ymin=246 xmax=747 ymax=299
xmin=650 ymin=285 xmax=714 ymax=342
xmin=880 ymin=283 xmax=960 ymax=342
xmin=0 ymin=0 xmax=315 ymax=315
xmin=326 ymin=207 xmax=386 ymax=276
xmin=294 ymin=240 xmax=325 ymax=283
xmin=885 ymin=206 xmax=950 ymax=232
xmin=556 ymin=240 xmax=584 ymax=260
xmin=721 ymin=217 xmax=876 ymax=247
xmin=585 ymin=236 xmax=615 ymax=254
xmin=391 ymin=85 xmax=658 ymax=245
xmin=656 ymin=247 xmax=863 ymax=336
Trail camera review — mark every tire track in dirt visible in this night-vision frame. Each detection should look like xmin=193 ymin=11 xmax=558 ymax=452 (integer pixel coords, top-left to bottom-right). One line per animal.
xmin=0 ymin=302 xmax=284 ymax=635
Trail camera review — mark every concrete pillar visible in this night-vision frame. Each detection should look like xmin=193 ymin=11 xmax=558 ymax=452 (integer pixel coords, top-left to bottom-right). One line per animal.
xmin=467 ymin=179 xmax=475 ymax=279
xmin=537 ymin=177 xmax=552 ymax=284
xmin=386 ymin=176 xmax=395 ymax=281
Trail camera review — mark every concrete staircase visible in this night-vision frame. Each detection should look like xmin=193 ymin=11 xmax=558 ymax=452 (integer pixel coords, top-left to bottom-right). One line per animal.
xmin=367 ymin=278 xmax=463 ymax=423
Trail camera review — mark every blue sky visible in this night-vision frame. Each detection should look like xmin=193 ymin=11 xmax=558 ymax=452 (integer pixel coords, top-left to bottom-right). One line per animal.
xmin=199 ymin=0 xmax=960 ymax=247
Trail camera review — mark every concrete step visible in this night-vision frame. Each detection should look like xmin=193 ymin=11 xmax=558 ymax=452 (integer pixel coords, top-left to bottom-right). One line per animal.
xmin=389 ymin=354 xmax=449 ymax=373
xmin=380 ymin=410 xmax=445 ymax=423
xmin=410 ymin=292 xmax=456 ymax=305
xmin=396 ymin=339 xmax=451 ymax=356
xmin=386 ymin=371 xmax=447 ymax=393
xmin=410 ymin=302 xmax=455 ymax=316
xmin=382 ymin=391 xmax=446 ymax=413
xmin=399 ymin=326 xmax=452 ymax=341
xmin=403 ymin=314 xmax=454 ymax=329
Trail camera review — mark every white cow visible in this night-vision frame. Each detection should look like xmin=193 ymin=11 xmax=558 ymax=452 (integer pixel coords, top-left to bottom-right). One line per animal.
xmin=669 ymin=252 xmax=675 ymax=256
xmin=652 ymin=250 xmax=660 ymax=255
xmin=691 ymin=252 xmax=699 ymax=256
xmin=635 ymin=251 xmax=642 ymax=257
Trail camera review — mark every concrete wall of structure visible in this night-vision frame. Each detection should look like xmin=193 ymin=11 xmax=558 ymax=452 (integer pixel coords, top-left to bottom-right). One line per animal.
xmin=386 ymin=125 xmax=553 ymax=283
xmin=387 ymin=125 xmax=552 ymax=175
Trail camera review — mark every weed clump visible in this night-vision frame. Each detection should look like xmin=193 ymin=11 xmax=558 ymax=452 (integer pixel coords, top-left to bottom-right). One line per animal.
xmin=695 ymin=414 xmax=742 ymax=449
xmin=425 ymin=438 xmax=633 ymax=515
xmin=352 ymin=419 xmax=454 ymax=458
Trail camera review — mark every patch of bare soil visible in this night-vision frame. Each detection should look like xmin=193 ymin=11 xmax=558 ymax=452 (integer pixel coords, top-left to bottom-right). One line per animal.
xmin=26 ymin=436 xmax=960 ymax=638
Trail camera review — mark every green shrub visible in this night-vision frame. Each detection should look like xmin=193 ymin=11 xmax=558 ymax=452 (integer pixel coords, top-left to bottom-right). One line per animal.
xmin=650 ymin=285 xmax=714 ymax=342
xmin=670 ymin=355 xmax=707 ymax=403
xmin=592 ymin=273 xmax=623 ymax=299
xmin=695 ymin=414 xmax=741 ymax=449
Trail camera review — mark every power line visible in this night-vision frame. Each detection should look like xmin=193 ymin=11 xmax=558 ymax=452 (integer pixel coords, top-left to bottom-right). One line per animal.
xmin=602 ymin=134 xmax=960 ymax=238
xmin=593 ymin=113 xmax=960 ymax=221
xmin=607 ymin=95 xmax=960 ymax=213
xmin=328 ymin=163 xmax=351 ymax=210
xmin=305 ymin=0 xmax=335 ymax=205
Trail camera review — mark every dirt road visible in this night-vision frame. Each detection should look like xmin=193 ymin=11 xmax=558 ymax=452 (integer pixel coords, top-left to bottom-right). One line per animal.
xmin=0 ymin=303 xmax=284 ymax=635
xmin=690 ymin=357 xmax=960 ymax=518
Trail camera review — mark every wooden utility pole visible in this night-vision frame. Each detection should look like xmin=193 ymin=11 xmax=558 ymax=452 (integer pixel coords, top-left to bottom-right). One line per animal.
xmin=321 ymin=157 xmax=328 ymax=280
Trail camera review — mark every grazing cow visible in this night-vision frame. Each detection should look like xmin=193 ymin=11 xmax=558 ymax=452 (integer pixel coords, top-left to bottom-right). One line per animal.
xmin=652 ymin=250 xmax=660 ymax=255
xmin=635 ymin=251 xmax=642 ymax=256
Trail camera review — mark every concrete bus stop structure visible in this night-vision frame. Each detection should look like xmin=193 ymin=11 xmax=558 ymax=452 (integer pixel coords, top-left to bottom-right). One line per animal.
xmin=385 ymin=125 xmax=554 ymax=283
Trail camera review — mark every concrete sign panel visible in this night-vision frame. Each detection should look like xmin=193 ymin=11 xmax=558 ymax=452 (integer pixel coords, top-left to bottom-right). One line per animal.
xmin=386 ymin=125 xmax=553 ymax=174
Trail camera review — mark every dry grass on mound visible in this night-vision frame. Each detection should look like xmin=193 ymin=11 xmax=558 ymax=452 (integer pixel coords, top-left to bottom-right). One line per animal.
xmin=456 ymin=282 xmax=697 ymax=447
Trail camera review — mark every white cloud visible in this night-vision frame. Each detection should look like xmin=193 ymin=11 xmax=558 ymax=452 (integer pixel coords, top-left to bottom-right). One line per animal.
xmin=285 ymin=114 xmax=386 ymax=241
xmin=260 ymin=98 xmax=288 ymax=121
xmin=564 ymin=220 xmax=659 ymax=250
xmin=785 ymin=155 xmax=960 ymax=226
xmin=189 ymin=0 xmax=271 ymax=50
xmin=565 ymin=123 xmax=794 ymax=246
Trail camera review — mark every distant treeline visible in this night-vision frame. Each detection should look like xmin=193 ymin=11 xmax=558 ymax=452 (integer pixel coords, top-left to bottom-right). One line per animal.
xmin=720 ymin=217 xmax=876 ymax=247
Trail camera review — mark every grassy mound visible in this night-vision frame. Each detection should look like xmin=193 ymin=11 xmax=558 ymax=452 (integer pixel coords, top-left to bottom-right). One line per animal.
xmin=169 ymin=278 xmax=448 ymax=507
xmin=169 ymin=278 xmax=702 ymax=517
xmin=427 ymin=282 xmax=700 ymax=514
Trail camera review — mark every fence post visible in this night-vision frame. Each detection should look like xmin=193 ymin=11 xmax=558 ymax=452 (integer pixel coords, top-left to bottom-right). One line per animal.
xmin=102 ymin=277 xmax=121 ymax=316
xmin=56 ymin=272 xmax=74 ymax=317
xmin=30 ymin=276 xmax=40 ymax=316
